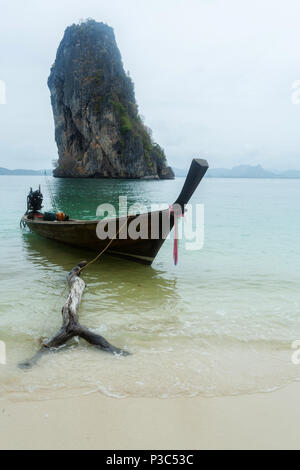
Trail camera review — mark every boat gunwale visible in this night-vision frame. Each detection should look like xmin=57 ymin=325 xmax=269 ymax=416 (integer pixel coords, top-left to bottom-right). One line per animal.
xmin=22 ymin=209 xmax=170 ymax=227
xmin=22 ymin=216 xmax=99 ymax=226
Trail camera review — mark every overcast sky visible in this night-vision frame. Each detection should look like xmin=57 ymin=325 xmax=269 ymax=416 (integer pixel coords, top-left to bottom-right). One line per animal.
xmin=0 ymin=0 xmax=300 ymax=170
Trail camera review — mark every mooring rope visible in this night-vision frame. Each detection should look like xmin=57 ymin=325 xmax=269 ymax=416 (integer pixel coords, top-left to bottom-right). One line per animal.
xmin=79 ymin=217 xmax=129 ymax=273
xmin=40 ymin=219 xmax=129 ymax=336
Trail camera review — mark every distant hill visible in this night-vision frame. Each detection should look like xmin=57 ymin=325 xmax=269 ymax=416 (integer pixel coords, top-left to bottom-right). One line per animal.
xmin=279 ymin=170 xmax=300 ymax=178
xmin=0 ymin=168 xmax=52 ymax=176
xmin=207 ymin=165 xmax=275 ymax=178
xmin=172 ymin=168 xmax=188 ymax=177
xmin=3 ymin=164 xmax=300 ymax=179
xmin=174 ymin=164 xmax=300 ymax=179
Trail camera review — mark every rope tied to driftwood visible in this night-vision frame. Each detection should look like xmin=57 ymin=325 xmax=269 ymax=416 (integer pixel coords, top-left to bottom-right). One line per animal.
xmin=40 ymin=217 xmax=129 ymax=338
xmin=31 ymin=208 xmax=173 ymax=354
xmin=20 ymin=259 xmax=129 ymax=369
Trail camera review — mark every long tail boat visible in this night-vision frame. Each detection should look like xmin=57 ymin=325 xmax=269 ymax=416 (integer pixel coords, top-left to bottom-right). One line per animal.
xmin=22 ymin=159 xmax=208 ymax=265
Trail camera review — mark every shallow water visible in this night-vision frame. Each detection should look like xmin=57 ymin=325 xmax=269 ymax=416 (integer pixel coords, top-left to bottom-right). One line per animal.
xmin=0 ymin=176 xmax=300 ymax=400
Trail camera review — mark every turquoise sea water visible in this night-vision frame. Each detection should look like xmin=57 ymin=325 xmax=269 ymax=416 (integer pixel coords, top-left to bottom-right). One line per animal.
xmin=0 ymin=175 xmax=300 ymax=400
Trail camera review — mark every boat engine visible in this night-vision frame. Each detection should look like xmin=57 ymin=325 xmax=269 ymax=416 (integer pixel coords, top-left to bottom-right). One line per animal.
xmin=26 ymin=186 xmax=43 ymax=217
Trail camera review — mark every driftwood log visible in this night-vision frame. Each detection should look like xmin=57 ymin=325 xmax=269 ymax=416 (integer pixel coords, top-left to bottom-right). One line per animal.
xmin=20 ymin=261 xmax=128 ymax=369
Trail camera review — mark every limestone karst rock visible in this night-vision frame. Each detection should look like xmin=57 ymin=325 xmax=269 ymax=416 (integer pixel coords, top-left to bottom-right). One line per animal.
xmin=48 ymin=20 xmax=174 ymax=179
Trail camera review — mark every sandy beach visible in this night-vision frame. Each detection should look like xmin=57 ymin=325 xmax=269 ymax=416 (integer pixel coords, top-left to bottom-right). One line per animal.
xmin=1 ymin=383 xmax=299 ymax=450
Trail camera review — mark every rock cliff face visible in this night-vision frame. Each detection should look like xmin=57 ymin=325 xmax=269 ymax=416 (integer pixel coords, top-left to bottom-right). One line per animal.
xmin=48 ymin=20 xmax=174 ymax=179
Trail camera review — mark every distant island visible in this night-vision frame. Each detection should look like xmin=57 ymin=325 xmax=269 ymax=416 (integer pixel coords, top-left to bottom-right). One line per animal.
xmin=0 ymin=168 xmax=52 ymax=176
xmin=3 ymin=164 xmax=300 ymax=179
xmin=174 ymin=164 xmax=300 ymax=179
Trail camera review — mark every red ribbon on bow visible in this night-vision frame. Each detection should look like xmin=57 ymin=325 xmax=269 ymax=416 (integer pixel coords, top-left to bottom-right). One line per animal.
xmin=170 ymin=205 xmax=184 ymax=266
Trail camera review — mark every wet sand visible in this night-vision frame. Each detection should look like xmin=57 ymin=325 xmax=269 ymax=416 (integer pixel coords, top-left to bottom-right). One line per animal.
xmin=0 ymin=383 xmax=299 ymax=450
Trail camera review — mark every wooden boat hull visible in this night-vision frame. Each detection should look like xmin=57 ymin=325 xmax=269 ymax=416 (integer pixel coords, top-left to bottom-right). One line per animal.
xmin=22 ymin=210 xmax=173 ymax=265
xmin=22 ymin=159 xmax=209 ymax=265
